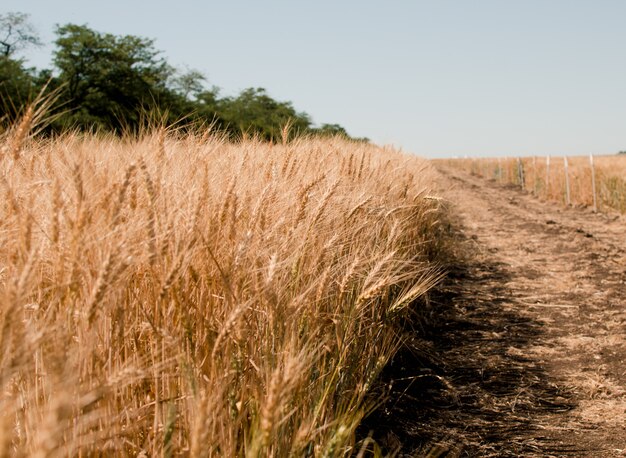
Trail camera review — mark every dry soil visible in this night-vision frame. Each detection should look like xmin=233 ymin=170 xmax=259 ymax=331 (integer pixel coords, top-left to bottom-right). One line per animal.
xmin=363 ymin=166 xmax=626 ymax=457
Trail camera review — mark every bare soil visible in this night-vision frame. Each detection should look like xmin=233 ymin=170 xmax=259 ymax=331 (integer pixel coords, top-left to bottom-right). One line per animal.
xmin=362 ymin=167 xmax=626 ymax=456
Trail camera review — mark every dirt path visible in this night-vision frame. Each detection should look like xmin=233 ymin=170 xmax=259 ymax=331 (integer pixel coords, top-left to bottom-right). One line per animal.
xmin=363 ymin=167 xmax=626 ymax=456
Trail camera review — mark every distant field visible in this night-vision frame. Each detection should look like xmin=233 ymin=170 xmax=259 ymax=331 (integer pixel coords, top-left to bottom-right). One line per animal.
xmin=0 ymin=115 xmax=448 ymax=456
xmin=437 ymin=154 xmax=626 ymax=213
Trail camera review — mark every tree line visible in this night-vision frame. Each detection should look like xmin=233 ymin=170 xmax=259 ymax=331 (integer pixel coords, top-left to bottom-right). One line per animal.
xmin=0 ymin=12 xmax=364 ymax=141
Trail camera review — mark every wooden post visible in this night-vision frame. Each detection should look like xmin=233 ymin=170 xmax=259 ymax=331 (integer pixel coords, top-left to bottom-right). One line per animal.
xmin=532 ymin=156 xmax=537 ymax=195
xmin=590 ymin=154 xmax=597 ymax=212
xmin=546 ymin=155 xmax=550 ymax=198
xmin=497 ymin=157 xmax=502 ymax=182
xmin=564 ymin=156 xmax=571 ymax=206
xmin=517 ymin=157 xmax=525 ymax=189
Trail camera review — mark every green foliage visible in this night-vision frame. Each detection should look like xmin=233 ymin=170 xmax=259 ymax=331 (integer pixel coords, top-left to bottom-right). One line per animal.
xmin=0 ymin=13 xmax=43 ymax=121
xmin=219 ymin=87 xmax=311 ymax=141
xmin=0 ymin=18 xmax=362 ymax=141
xmin=51 ymin=24 xmax=175 ymax=131
xmin=311 ymin=123 xmax=369 ymax=142
xmin=172 ymin=69 xmax=206 ymax=99
xmin=0 ymin=56 xmax=36 ymax=119
xmin=313 ymin=123 xmax=349 ymax=137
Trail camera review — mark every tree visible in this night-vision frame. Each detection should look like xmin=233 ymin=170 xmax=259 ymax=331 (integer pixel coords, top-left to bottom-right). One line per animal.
xmin=0 ymin=12 xmax=42 ymax=57
xmin=52 ymin=24 xmax=175 ymax=131
xmin=220 ymin=87 xmax=311 ymax=141
xmin=0 ymin=56 xmax=38 ymax=120
xmin=312 ymin=123 xmax=349 ymax=137
xmin=173 ymin=68 xmax=206 ymax=100
xmin=0 ymin=14 xmax=358 ymax=140
xmin=0 ymin=12 xmax=42 ymax=120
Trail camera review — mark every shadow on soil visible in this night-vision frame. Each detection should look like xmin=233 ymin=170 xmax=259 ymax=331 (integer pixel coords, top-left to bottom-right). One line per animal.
xmin=358 ymin=240 xmax=576 ymax=457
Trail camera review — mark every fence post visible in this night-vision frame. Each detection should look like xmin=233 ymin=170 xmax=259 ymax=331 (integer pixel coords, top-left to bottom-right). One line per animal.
xmin=517 ymin=157 xmax=525 ymax=189
xmin=590 ymin=154 xmax=597 ymax=212
xmin=532 ymin=156 xmax=537 ymax=195
xmin=564 ymin=156 xmax=571 ymax=206
xmin=546 ymin=155 xmax=550 ymax=198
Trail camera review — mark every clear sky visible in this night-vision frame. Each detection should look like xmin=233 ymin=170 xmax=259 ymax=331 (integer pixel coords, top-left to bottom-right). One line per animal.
xmin=4 ymin=0 xmax=626 ymax=157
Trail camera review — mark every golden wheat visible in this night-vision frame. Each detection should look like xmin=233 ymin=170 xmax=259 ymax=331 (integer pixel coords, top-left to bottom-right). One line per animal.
xmin=0 ymin=123 xmax=448 ymax=456
xmin=439 ymin=155 xmax=626 ymax=213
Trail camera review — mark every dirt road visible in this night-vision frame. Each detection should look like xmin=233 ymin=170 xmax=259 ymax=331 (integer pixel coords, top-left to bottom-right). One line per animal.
xmin=364 ymin=167 xmax=626 ymax=456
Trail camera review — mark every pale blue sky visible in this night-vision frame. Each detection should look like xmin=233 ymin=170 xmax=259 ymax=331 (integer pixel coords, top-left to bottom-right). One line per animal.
xmin=4 ymin=0 xmax=626 ymax=157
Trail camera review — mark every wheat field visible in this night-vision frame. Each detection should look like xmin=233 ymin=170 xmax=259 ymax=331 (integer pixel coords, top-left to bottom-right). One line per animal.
xmin=438 ymin=154 xmax=626 ymax=213
xmin=0 ymin=115 xmax=448 ymax=456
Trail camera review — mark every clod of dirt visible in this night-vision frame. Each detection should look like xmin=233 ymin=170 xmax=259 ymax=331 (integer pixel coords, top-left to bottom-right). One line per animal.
xmin=575 ymin=228 xmax=593 ymax=238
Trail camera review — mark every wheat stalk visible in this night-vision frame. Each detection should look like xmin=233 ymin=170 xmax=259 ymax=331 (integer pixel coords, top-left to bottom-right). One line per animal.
xmin=0 ymin=126 xmax=446 ymax=456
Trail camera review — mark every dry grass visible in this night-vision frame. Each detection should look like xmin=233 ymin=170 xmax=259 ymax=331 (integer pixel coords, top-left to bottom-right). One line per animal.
xmin=0 ymin=114 xmax=448 ymax=455
xmin=438 ymin=155 xmax=626 ymax=213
